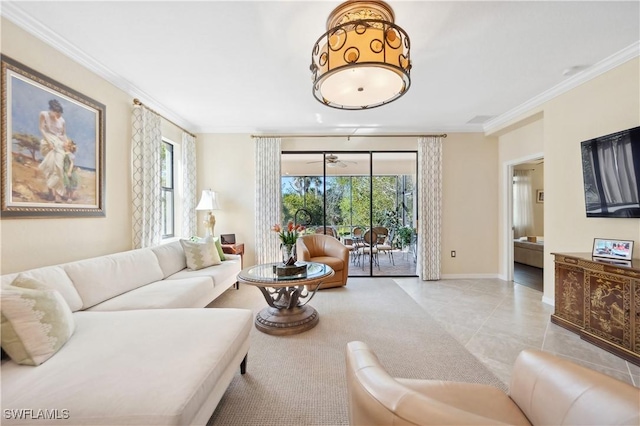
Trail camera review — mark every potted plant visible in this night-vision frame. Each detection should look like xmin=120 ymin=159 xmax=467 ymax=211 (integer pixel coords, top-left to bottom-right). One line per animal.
xmin=397 ymin=226 xmax=415 ymax=250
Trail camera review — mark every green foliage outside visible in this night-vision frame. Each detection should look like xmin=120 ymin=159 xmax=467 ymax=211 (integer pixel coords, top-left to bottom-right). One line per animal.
xmin=282 ymin=174 xmax=414 ymax=246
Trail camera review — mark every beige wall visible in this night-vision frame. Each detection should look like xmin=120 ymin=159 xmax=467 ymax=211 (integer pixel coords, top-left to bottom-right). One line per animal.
xmin=493 ymin=58 xmax=640 ymax=303
xmin=0 ymin=19 xmax=184 ymax=274
xmin=531 ymin=163 xmax=544 ymax=236
xmin=497 ymin=118 xmax=544 ymax=281
xmin=196 ymin=134 xmax=256 ymax=266
xmin=1 ymin=19 xmax=133 ymax=273
xmin=441 ymin=133 xmax=499 ymax=276
xmin=198 ymin=134 xmax=499 ymax=276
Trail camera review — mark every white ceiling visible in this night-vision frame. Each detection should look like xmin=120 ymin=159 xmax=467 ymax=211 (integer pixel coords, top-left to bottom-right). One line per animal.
xmin=4 ymin=1 xmax=639 ymax=135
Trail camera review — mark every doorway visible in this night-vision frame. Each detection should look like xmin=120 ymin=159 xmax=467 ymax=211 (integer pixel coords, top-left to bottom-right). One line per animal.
xmin=510 ymin=158 xmax=544 ymax=292
xmin=280 ymin=151 xmax=418 ymax=277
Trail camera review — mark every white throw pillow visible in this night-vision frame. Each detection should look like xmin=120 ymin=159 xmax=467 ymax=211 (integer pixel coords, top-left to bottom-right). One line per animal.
xmin=180 ymin=239 xmax=222 ymax=270
xmin=1 ymin=275 xmax=76 ymax=366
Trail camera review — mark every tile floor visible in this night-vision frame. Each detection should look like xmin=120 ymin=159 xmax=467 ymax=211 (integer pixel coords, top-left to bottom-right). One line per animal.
xmin=392 ymin=276 xmax=640 ymax=387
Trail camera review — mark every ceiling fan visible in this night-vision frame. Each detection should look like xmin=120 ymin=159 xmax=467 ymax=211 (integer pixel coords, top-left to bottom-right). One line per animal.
xmin=306 ymin=154 xmax=357 ymax=168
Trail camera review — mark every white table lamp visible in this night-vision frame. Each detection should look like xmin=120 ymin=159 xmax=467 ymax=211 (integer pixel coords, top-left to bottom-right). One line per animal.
xmin=196 ymin=189 xmax=220 ymax=237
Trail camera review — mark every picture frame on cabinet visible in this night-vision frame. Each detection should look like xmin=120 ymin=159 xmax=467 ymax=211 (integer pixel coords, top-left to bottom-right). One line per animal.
xmin=592 ymin=238 xmax=633 ymax=261
xmin=1 ymin=55 xmax=106 ymax=218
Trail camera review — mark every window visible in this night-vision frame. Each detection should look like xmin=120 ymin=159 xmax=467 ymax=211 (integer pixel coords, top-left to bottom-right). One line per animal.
xmin=160 ymin=140 xmax=174 ymax=238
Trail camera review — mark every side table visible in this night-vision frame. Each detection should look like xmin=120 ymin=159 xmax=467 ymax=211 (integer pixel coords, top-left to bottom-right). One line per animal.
xmin=221 ymin=243 xmax=245 ymax=268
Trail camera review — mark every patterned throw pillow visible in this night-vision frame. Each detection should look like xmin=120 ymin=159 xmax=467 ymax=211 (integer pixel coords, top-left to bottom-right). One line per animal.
xmin=180 ymin=239 xmax=222 ymax=270
xmin=1 ymin=275 xmax=76 ymax=366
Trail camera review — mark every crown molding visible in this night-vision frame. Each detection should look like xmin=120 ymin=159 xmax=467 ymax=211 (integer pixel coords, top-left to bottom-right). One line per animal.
xmin=1 ymin=2 xmax=196 ymax=133
xmin=196 ymin=123 xmax=485 ymax=134
xmin=484 ymin=40 xmax=640 ymax=135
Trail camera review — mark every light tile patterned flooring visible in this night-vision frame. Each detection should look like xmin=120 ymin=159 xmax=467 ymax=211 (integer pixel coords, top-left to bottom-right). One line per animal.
xmin=392 ymin=277 xmax=640 ymax=387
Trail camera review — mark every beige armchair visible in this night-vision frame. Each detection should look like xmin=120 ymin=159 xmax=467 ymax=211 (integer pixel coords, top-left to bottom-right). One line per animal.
xmin=297 ymin=234 xmax=349 ymax=289
xmin=346 ymin=340 xmax=639 ymax=426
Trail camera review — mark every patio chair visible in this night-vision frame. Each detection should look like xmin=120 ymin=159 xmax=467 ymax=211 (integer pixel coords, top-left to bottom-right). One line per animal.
xmin=315 ymin=226 xmax=337 ymax=238
xmin=357 ymin=229 xmax=380 ymax=270
xmin=372 ymin=226 xmax=394 ymax=265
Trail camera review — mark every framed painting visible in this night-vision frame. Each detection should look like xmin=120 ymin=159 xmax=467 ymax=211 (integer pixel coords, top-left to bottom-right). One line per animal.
xmin=1 ymin=55 xmax=105 ymax=218
xmin=592 ymin=238 xmax=633 ymax=261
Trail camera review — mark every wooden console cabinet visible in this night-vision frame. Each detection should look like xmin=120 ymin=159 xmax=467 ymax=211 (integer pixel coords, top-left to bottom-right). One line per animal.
xmin=552 ymin=253 xmax=639 ymax=366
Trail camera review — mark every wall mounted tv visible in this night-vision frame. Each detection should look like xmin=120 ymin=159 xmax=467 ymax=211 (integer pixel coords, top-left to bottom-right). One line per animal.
xmin=581 ymin=126 xmax=640 ymax=218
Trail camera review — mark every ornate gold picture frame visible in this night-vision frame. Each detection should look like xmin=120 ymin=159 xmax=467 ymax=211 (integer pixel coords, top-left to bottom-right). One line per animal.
xmin=1 ymin=55 xmax=106 ymax=218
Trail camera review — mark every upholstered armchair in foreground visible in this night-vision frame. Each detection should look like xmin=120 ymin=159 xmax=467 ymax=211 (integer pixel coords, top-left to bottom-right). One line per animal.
xmin=346 ymin=340 xmax=639 ymax=426
xmin=297 ymin=234 xmax=349 ymax=289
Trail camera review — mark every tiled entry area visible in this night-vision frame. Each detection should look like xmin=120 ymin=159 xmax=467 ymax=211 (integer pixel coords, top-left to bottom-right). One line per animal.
xmin=394 ymin=277 xmax=639 ymax=387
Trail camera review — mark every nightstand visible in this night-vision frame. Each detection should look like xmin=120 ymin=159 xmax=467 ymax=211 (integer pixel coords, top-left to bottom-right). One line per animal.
xmin=221 ymin=243 xmax=245 ymax=268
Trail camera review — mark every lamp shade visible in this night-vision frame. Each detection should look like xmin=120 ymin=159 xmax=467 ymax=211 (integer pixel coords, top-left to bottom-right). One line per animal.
xmin=310 ymin=0 xmax=411 ymax=110
xmin=196 ymin=189 xmax=220 ymax=211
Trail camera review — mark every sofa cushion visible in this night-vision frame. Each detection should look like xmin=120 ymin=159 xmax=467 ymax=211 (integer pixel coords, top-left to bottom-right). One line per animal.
xmin=87 ymin=277 xmax=214 ymax=311
xmin=167 ymin=256 xmax=240 ymax=286
xmin=1 ymin=266 xmax=83 ymax=312
xmin=1 ymin=276 xmax=75 ymax=366
xmin=180 ymin=239 xmax=221 ymax=270
xmin=150 ymin=241 xmax=187 ymax=278
xmin=63 ymin=249 xmax=164 ymax=310
xmin=1 ymin=309 xmax=252 ymax=425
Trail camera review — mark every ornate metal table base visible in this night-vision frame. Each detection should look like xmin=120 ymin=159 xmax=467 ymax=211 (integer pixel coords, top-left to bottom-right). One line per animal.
xmin=255 ymin=286 xmax=319 ymax=335
xmin=237 ymin=262 xmax=335 ymax=336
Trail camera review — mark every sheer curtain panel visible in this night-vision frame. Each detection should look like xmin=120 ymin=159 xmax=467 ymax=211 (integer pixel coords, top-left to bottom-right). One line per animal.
xmin=417 ymin=136 xmax=443 ymax=281
xmin=255 ymin=137 xmax=282 ymax=264
xmin=182 ymin=132 xmax=197 ymax=237
xmin=513 ymin=170 xmax=534 ymax=238
xmin=131 ymin=105 xmax=162 ymax=248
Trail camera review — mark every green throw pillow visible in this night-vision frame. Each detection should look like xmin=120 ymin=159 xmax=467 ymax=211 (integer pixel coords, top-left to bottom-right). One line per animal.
xmin=1 ymin=275 xmax=75 ymax=366
xmin=180 ymin=238 xmax=222 ymax=270
xmin=213 ymin=237 xmax=226 ymax=261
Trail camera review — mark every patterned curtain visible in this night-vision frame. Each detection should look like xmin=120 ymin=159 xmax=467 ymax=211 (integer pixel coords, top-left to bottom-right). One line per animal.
xmin=131 ymin=105 xmax=162 ymax=248
xmin=255 ymin=137 xmax=282 ymax=264
xmin=417 ymin=136 xmax=443 ymax=280
xmin=182 ymin=132 xmax=197 ymax=237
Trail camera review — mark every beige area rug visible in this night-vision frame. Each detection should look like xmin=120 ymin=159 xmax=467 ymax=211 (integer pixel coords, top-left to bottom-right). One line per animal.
xmin=207 ymin=278 xmax=506 ymax=426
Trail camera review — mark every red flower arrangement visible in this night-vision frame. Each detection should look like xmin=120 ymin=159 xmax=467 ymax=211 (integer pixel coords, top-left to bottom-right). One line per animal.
xmin=272 ymin=221 xmax=305 ymax=245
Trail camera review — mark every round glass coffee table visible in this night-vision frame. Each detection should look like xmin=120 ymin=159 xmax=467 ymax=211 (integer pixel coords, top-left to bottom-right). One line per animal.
xmin=237 ymin=262 xmax=334 ymax=335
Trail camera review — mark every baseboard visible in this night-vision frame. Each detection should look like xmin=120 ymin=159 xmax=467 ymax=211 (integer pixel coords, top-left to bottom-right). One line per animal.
xmin=542 ymin=295 xmax=555 ymax=306
xmin=440 ymin=273 xmax=501 ymax=279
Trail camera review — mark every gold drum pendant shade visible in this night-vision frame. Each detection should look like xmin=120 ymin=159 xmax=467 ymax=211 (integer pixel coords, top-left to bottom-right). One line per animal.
xmin=310 ymin=0 xmax=411 ymax=109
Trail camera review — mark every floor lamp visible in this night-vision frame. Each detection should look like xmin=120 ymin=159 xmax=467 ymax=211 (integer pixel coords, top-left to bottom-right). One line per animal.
xmin=196 ymin=189 xmax=220 ymax=237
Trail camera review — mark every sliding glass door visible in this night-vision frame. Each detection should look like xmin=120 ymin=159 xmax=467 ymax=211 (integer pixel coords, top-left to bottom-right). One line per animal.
xmin=281 ymin=151 xmax=417 ymax=277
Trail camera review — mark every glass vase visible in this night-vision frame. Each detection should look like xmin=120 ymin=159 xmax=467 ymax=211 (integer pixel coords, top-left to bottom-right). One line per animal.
xmin=281 ymin=243 xmax=297 ymax=266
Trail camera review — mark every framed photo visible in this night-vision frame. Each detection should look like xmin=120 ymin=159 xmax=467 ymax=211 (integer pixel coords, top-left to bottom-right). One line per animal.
xmin=536 ymin=189 xmax=544 ymax=203
xmin=592 ymin=238 xmax=633 ymax=261
xmin=1 ymin=55 xmax=105 ymax=218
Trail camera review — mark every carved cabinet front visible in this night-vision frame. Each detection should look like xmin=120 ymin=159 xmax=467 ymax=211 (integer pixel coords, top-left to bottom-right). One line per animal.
xmin=552 ymin=253 xmax=639 ymax=366
xmin=554 ymin=262 xmax=585 ymax=330
xmin=584 ymin=271 xmax=632 ymax=351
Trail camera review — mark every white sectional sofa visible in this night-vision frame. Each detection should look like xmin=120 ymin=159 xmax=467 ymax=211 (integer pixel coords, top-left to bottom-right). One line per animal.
xmin=1 ymin=240 xmax=251 ymax=425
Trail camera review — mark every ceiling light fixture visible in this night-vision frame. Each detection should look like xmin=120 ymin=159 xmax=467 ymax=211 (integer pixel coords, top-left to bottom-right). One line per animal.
xmin=310 ymin=0 xmax=411 ymax=110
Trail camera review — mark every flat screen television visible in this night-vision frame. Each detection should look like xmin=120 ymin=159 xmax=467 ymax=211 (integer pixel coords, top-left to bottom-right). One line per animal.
xmin=581 ymin=126 xmax=640 ymax=218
